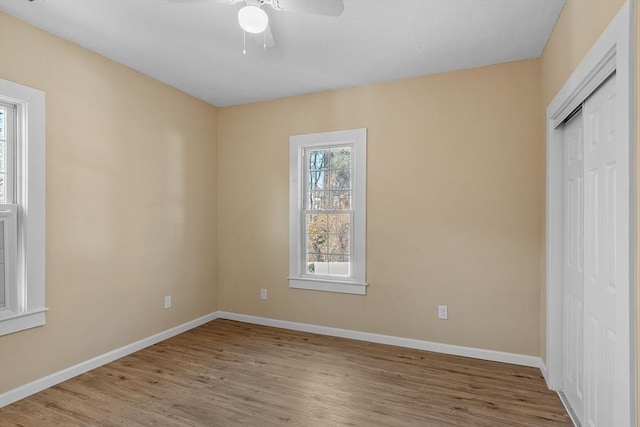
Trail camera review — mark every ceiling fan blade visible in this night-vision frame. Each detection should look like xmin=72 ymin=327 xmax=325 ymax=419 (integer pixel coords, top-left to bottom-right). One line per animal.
xmin=276 ymin=0 xmax=344 ymax=17
xmin=252 ymin=24 xmax=275 ymax=49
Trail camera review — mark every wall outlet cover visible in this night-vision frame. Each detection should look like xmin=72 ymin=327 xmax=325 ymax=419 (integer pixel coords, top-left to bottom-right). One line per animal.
xmin=438 ymin=305 xmax=448 ymax=320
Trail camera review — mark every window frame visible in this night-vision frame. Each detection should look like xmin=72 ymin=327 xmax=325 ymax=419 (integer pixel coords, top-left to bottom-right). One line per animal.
xmin=0 ymin=79 xmax=47 ymax=336
xmin=289 ymin=128 xmax=367 ymax=295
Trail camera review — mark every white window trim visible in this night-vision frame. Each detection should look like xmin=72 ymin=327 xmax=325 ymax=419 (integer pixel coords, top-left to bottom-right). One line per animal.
xmin=289 ymin=128 xmax=367 ymax=295
xmin=0 ymin=79 xmax=47 ymax=336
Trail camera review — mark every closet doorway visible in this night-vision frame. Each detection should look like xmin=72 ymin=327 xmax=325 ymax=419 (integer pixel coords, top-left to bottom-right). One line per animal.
xmin=545 ymin=3 xmax=633 ymax=426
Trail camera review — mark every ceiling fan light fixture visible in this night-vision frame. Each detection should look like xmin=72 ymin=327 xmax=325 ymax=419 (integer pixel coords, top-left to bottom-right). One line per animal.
xmin=238 ymin=5 xmax=268 ymax=34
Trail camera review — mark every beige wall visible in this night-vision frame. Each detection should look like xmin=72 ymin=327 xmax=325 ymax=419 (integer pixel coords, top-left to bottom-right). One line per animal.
xmin=541 ymin=0 xmax=628 ymax=107
xmin=0 ymin=13 xmax=218 ymax=392
xmin=218 ymin=59 xmax=544 ymax=356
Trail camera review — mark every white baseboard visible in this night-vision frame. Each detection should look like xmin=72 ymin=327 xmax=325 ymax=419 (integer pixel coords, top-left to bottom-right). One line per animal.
xmin=0 ymin=311 xmax=220 ymax=408
xmin=217 ymin=311 xmax=544 ymax=369
xmin=540 ymin=360 xmax=550 ymax=386
xmin=1 ymin=310 xmax=546 ymax=409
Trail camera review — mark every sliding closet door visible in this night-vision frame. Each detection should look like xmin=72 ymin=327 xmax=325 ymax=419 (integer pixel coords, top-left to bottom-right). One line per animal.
xmin=582 ymin=72 xmax=618 ymax=427
xmin=562 ymin=110 xmax=584 ymax=423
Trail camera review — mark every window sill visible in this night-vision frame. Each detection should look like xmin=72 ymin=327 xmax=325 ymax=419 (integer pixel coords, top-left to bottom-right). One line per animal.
xmin=0 ymin=308 xmax=47 ymax=336
xmin=289 ymin=277 xmax=367 ymax=295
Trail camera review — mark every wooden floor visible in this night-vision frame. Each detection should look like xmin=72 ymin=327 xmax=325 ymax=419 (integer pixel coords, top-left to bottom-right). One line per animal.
xmin=0 ymin=319 xmax=571 ymax=426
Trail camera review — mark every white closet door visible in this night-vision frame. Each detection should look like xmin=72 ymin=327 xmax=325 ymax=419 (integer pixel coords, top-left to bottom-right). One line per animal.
xmin=582 ymin=72 xmax=618 ymax=427
xmin=562 ymin=110 xmax=584 ymax=422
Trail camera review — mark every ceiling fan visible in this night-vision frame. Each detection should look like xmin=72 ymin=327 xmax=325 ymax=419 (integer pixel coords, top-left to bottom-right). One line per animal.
xmin=168 ymin=0 xmax=344 ymax=51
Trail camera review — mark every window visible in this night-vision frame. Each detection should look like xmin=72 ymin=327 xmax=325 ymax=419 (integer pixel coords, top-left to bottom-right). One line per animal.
xmin=289 ymin=128 xmax=366 ymax=295
xmin=0 ymin=79 xmax=46 ymax=336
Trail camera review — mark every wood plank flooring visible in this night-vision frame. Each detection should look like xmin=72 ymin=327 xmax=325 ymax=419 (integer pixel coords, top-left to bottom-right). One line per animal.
xmin=0 ymin=319 xmax=572 ymax=426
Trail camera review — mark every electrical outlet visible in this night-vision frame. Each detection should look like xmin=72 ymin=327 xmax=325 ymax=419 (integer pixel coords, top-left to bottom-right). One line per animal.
xmin=438 ymin=305 xmax=448 ymax=320
xmin=164 ymin=295 xmax=172 ymax=309
xmin=260 ymin=288 xmax=267 ymax=300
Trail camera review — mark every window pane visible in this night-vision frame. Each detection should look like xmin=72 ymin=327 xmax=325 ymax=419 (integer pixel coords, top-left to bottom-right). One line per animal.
xmin=328 ymin=147 xmax=350 ymax=170
xmin=306 ymin=191 xmax=329 ymax=210
xmin=306 ymin=213 xmax=328 ymax=255
xmin=328 ymin=190 xmax=351 ymax=210
xmin=308 ymin=170 xmax=327 ymax=191
xmin=328 ymin=234 xmax=350 ymax=256
xmin=306 ymin=146 xmax=352 ymax=212
xmin=306 ymin=213 xmax=328 ymax=234
xmin=308 ymin=150 xmax=328 ymax=172
xmin=328 ymin=213 xmax=350 ymax=234
xmin=306 ymin=234 xmax=327 ymax=255
xmin=329 ymin=170 xmax=350 ymax=190
xmin=0 ymin=142 xmax=5 ymax=173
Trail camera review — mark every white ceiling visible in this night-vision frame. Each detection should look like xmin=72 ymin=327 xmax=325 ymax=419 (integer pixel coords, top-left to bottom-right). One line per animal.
xmin=0 ymin=0 xmax=565 ymax=107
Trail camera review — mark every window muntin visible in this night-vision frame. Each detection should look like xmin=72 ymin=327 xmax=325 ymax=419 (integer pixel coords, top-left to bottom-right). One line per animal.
xmin=289 ymin=128 xmax=366 ymax=295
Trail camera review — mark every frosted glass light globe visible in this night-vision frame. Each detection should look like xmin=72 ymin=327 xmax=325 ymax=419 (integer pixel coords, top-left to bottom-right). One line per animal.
xmin=238 ymin=5 xmax=268 ymax=34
